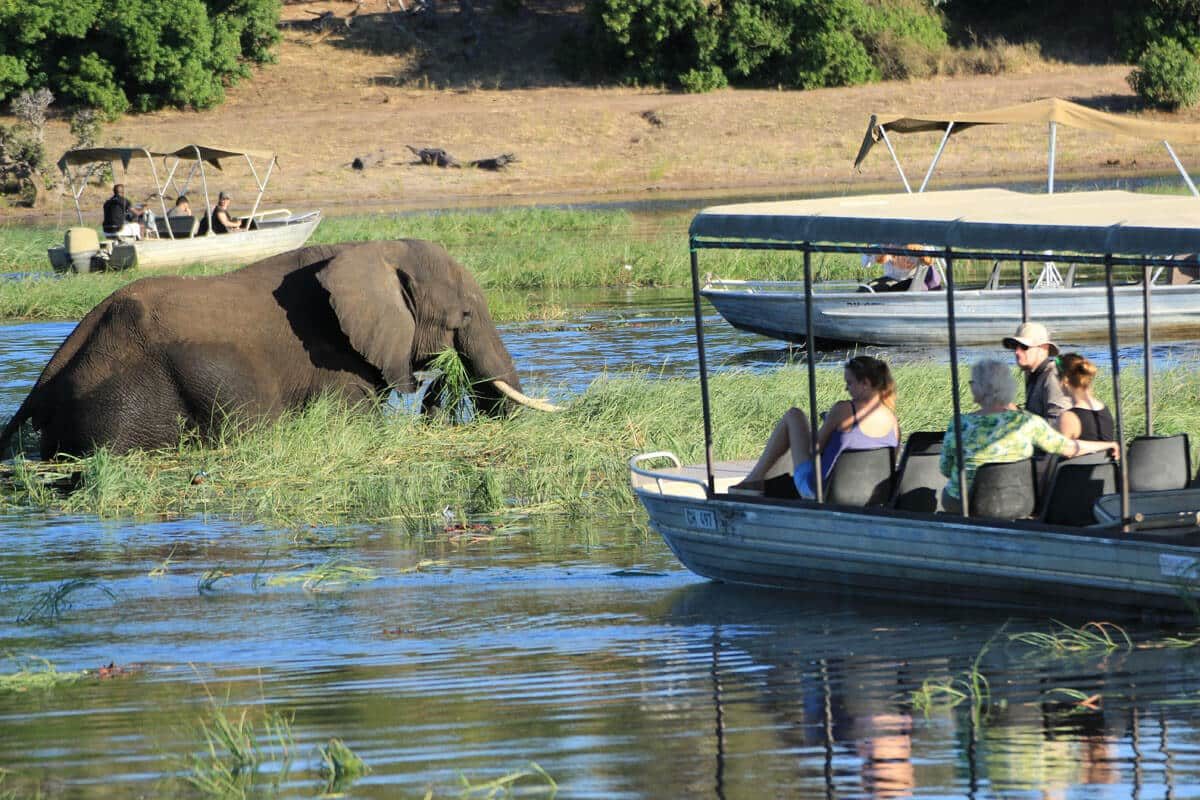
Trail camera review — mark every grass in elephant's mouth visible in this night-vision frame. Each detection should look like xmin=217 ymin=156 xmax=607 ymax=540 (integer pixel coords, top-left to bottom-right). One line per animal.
xmin=2 ymin=365 xmax=1197 ymax=526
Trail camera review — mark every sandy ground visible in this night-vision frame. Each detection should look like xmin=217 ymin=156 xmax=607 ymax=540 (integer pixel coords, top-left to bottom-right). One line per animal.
xmin=13 ymin=1 xmax=1200 ymax=220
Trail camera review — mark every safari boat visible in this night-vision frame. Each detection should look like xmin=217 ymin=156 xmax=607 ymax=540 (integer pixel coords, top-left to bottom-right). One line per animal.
xmin=47 ymin=145 xmax=321 ymax=273
xmin=701 ymin=98 xmax=1200 ymax=347
xmin=632 ymin=188 xmax=1200 ymax=614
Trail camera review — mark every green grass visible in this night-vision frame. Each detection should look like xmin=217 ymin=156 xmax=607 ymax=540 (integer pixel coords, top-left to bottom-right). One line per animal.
xmin=185 ymin=700 xmax=295 ymax=799
xmin=5 ymin=364 xmax=1197 ymax=527
xmin=1009 ymin=620 xmax=1132 ymax=654
xmin=318 ymin=738 xmax=370 ymax=794
xmin=265 ymin=557 xmax=377 ymax=593
xmin=0 ymin=655 xmax=86 ymax=693
xmin=16 ymin=578 xmax=115 ymax=624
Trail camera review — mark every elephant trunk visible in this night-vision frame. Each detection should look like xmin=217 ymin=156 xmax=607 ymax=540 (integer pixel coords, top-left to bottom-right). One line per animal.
xmin=491 ymin=380 xmax=561 ymax=412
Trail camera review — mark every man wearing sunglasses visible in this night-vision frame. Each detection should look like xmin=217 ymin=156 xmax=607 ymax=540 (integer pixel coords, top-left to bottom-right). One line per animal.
xmin=1002 ymin=321 xmax=1071 ymax=425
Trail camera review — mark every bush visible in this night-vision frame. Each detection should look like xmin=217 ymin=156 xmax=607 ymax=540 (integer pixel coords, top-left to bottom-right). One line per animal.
xmin=678 ymin=65 xmax=729 ymax=92
xmin=0 ymin=0 xmax=281 ymax=116
xmin=1128 ymin=38 xmax=1200 ymax=110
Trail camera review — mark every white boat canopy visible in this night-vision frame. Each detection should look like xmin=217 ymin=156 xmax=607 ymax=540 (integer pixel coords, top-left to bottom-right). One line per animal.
xmin=853 ymin=97 xmax=1200 ymax=196
xmin=690 ymin=188 xmax=1200 ymax=256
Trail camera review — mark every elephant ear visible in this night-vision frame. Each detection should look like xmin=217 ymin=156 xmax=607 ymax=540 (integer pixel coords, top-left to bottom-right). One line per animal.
xmin=316 ymin=243 xmax=417 ymax=392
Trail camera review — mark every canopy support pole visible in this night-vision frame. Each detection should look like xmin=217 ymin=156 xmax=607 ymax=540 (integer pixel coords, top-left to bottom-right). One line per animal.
xmin=1105 ymin=255 xmax=1130 ymax=532
xmin=1143 ymin=264 xmax=1153 ymax=434
xmin=944 ymin=248 xmax=968 ymax=516
xmin=1047 ymin=122 xmax=1057 ymax=194
xmin=1163 ymin=141 xmax=1200 ymax=198
xmin=878 ymin=128 xmax=913 ymax=194
xmin=245 ymin=155 xmax=275 ymax=223
xmin=1019 ymin=255 xmax=1030 ymax=323
xmin=690 ymin=245 xmax=716 ymax=498
xmin=804 ymin=247 xmax=823 ymax=503
xmin=918 ymin=122 xmax=954 ymax=193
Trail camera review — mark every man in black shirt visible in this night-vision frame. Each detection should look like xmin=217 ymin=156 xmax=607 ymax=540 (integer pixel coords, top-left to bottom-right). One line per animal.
xmin=102 ymin=184 xmax=133 ymax=235
xmin=1002 ymin=321 xmax=1070 ymax=424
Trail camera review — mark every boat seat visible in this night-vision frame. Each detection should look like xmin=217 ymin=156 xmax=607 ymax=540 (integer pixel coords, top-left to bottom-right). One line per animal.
xmin=903 ymin=430 xmax=944 ymax=457
xmin=155 ymin=215 xmax=199 ymax=239
xmin=969 ymin=458 xmax=1037 ymax=519
xmin=1127 ymin=433 xmax=1190 ymax=493
xmin=890 ymin=451 xmax=944 ymax=513
xmin=825 ymin=446 xmax=895 ymax=507
xmin=1039 ymin=460 xmax=1120 ymax=526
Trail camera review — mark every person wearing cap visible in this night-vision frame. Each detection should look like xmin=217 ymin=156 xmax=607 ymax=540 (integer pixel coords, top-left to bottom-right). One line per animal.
xmin=1002 ymin=321 xmax=1070 ymax=425
xmin=211 ymin=191 xmax=244 ymax=233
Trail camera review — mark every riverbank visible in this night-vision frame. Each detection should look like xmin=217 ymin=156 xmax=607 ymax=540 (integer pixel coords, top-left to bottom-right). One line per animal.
xmin=3 ymin=365 xmax=1192 ymax=525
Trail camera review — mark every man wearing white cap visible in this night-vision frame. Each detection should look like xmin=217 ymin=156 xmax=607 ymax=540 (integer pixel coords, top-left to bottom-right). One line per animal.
xmin=1002 ymin=321 xmax=1071 ymax=424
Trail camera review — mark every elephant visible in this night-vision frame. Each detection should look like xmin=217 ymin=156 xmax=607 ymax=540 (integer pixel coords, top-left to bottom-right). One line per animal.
xmin=0 ymin=240 xmax=557 ymax=459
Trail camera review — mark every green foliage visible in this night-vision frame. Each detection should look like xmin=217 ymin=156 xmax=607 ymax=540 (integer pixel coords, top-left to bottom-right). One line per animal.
xmin=576 ymin=0 xmax=945 ymax=89
xmin=1116 ymin=0 xmax=1200 ymax=61
xmin=1128 ymin=37 xmax=1200 ymax=110
xmin=0 ymin=0 xmax=281 ymax=115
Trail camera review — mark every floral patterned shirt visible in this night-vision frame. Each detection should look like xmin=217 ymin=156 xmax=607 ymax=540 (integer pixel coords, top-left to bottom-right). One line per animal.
xmin=939 ymin=410 xmax=1076 ymax=500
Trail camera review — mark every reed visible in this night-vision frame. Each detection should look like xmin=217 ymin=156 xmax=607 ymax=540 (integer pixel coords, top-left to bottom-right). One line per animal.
xmin=1009 ymin=620 xmax=1132 ymax=654
xmin=0 ymin=655 xmax=86 ymax=693
xmin=185 ymin=701 xmax=295 ymax=798
xmin=4 ymin=365 xmax=1200 ymax=527
xmin=454 ymin=762 xmax=557 ymax=798
xmin=318 ymin=738 xmax=370 ymax=794
xmin=17 ymin=578 xmax=115 ymax=624
xmin=265 ymin=557 xmax=377 ymax=593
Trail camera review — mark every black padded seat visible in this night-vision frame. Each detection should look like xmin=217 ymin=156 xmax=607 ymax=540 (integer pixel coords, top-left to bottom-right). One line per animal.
xmin=969 ymin=458 xmax=1037 ymax=520
xmin=1127 ymin=434 xmax=1191 ymax=493
xmin=903 ymin=430 xmax=944 ymax=457
xmin=890 ymin=451 xmax=944 ymax=513
xmin=1039 ymin=460 xmax=1120 ymax=526
xmin=825 ymin=446 xmax=896 ymax=507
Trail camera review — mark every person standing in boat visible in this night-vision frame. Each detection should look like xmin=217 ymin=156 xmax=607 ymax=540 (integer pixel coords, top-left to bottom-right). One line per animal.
xmin=939 ymin=359 xmax=1117 ymax=514
xmin=211 ymin=191 xmax=244 ymax=233
xmin=732 ymin=355 xmax=899 ymax=497
xmin=1055 ymin=353 xmax=1115 ymax=444
xmin=1002 ymin=321 xmax=1070 ymax=424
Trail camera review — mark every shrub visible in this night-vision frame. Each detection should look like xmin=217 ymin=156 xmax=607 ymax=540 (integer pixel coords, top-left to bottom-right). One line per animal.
xmin=678 ymin=65 xmax=729 ymax=92
xmin=1128 ymin=38 xmax=1200 ymax=110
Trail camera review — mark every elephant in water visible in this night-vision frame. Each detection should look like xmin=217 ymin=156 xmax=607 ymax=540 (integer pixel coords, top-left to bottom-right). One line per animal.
xmin=0 ymin=240 xmax=557 ymax=458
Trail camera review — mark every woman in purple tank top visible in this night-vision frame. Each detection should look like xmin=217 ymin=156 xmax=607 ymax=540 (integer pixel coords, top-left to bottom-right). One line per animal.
xmin=732 ymin=356 xmax=899 ymax=498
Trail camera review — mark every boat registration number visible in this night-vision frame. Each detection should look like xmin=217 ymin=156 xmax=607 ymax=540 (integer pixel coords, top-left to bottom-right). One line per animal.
xmin=685 ymin=507 xmax=718 ymax=531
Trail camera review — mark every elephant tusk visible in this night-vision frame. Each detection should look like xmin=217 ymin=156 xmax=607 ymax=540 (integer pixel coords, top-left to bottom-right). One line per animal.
xmin=492 ymin=380 xmax=562 ymax=412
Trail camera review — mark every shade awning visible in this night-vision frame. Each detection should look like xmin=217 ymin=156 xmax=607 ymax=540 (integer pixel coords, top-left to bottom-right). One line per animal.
xmin=166 ymin=145 xmax=278 ymax=169
xmin=56 ymin=147 xmax=170 ymax=173
xmin=690 ymin=189 xmax=1200 ymax=256
xmin=853 ymin=97 xmax=1200 ymax=169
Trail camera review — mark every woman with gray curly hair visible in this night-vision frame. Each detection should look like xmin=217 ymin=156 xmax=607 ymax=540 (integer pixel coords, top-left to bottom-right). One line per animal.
xmin=939 ymin=359 xmax=1116 ymax=515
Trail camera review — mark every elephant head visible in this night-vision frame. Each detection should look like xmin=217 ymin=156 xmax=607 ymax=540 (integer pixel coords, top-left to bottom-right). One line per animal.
xmin=314 ymin=239 xmax=557 ymax=414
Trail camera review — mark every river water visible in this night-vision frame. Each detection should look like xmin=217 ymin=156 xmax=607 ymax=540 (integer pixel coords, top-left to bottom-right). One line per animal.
xmin=5 ymin=293 xmax=1200 ymax=798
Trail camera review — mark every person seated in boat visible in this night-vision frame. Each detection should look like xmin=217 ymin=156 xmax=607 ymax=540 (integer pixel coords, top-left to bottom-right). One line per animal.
xmin=1056 ymin=353 xmax=1114 ymax=446
xmin=939 ymin=359 xmax=1117 ymax=514
xmin=731 ymin=355 xmax=899 ymax=497
xmin=102 ymin=183 xmax=141 ymax=239
xmin=860 ymin=244 xmax=942 ymax=293
xmin=1002 ymin=321 xmax=1070 ymax=425
xmin=168 ymin=195 xmax=193 ymax=218
xmin=211 ymin=191 xmax=244 ymax=233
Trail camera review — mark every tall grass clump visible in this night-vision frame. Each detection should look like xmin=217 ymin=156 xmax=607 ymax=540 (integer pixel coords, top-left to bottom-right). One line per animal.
xmin=0 ymin=224 xmax=58 ymax=273
xmin=0 ymin=655 xmax=86 ymax=693
xmin=318 ymin=738 xmax=370 ymax=794
xmin=185 ymin=701 xmax=295 ymax=798
xmin=5 ymin=365 xmax=1200 ymax=526
xmin=17 ymin=578 xmax=115 ymax=624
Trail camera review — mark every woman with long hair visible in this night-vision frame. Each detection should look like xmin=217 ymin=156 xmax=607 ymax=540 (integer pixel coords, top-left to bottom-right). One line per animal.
xmin=1056 ymin=353 xmax=1114 ymax=443
xmin=733 ymin=355 xmax=899 ymax=497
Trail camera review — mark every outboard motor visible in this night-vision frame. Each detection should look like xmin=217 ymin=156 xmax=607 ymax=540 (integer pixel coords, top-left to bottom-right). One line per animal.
xmin=63 ymin=227 xmax=101 ymax=273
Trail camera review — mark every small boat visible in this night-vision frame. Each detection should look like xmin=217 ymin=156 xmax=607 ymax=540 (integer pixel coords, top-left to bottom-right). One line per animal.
xmin=702 ymin=98 xmax=1200 ymax=347
xmin=633 ymin=187 xmax=1200 ymax=614
xmin=47 ymin=145 xmax=321 ymax=273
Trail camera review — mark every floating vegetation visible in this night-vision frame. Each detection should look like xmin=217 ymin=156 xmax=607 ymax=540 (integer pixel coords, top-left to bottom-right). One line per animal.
xmin=1009 ymin=620 xmax=1132 ymax=654
xmin=318 ymin=737 xmax=370 ymax=794
xmin=148 ymin=545 xmax=179 ymax=578
xmin=185 ymin=702 xmax=295 ymax=799
xmin=453 ymin=762 xmax=558 ymax=799
xmin=265 ymin=557 xmax=378 ymax=593
xmin=16 ymin=578 xmax=115 ymax=624
xmin=399 ymin=559 xmax=450 ymax=574
xmin=1042 ymin=687 xmax=1104 ymax=712
xmin=197 ymin=568 xmax=234 ymax=594
xmin=910 ymin=636 xmax=997 ymax=720
xmin=0 ymin=656 xmax=86 ymax=693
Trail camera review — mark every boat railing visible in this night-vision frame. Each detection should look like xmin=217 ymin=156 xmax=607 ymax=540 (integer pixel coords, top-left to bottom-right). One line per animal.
xmin=630 ymin=452 xmax=711 ymax=498
xmin=704 ymin=278 xmax=861 ymax=293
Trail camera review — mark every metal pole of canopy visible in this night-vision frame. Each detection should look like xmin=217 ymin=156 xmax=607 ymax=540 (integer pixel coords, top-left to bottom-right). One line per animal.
xmin=918 ymin=122 xmax=954 ymax=193
xmin=1144 ymin=264 xmax=1154 ymax=434
xmin=690 ymin=246 xmax=716 ymax=498
xmin=878 ymin=128 xmax=913 ymax=194
xmin=804 ymin=247 xmax=823 ymax=503
xmin=1163 ymin=141 xmax=1200 ymax=198
xmin=1019 ymin=255 xmax=1030 ymax=323
xmin=944 ymin=248 xmax=968 ymax=515
xmin=1105 ymin=255 xmax=1130 ymax=532
xmin=1047 ymin=122 xmax=1057 ymax=194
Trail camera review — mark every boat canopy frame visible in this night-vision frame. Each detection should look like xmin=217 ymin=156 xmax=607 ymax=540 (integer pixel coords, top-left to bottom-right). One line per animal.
xmin=57 ymin=144 xmax=282 ymax=239
xmin=853 ymin=97 xmax=1200 ymax=196
xmin=687 ymin=188 xmax=1200 ymax=532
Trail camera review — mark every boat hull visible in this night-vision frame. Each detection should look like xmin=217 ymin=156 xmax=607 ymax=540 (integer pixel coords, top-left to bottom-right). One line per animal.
xmin=47 ymin=213 xmax=321 ymax=273
xmin=701 ymin=282 xmax=1200 ymax=345
xmin=636 ymin=487 xmax=1200 ymax=614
